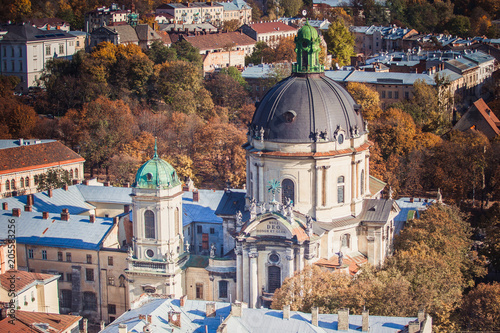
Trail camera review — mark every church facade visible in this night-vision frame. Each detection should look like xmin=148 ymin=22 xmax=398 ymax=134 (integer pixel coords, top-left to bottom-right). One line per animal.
xmin=126 ymin=22 xmax=399 ymax=309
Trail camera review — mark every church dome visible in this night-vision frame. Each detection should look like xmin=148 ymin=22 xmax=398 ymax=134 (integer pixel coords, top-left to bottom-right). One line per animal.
xmin=250 ymin=22 xmax=365 ymax=144
xmin=134 ymin=145 xmax=180 ymax=189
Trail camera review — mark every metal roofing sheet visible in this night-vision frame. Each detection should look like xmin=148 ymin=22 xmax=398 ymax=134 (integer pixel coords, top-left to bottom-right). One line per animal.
xmin=76 ymin=184 xmax=132 ymax=204
xmin=0 ymin=211 xmax=114 ymax=250
xmin=182 ymin=189 xmax=225 ymax=226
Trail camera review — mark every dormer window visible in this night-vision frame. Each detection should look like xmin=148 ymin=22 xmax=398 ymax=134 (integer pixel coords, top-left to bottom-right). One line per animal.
xmin=146 ymin=173 xmax=153 ymax=181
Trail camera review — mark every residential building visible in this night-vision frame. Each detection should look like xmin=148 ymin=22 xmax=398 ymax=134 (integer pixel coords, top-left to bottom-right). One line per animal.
xmin=84 ymin=4 xmax=136 ymax=33
xmin=0 ymin=24 xmax=77 ymax=91
xmin=241 ymin=21 xmax=298 ymax=47
xmin=0 ymin=239 xmax=16 ymax=274
xmin=0 ymin=311 xmax=81 ymax=333
xmin=351 ymin=25 xmax=418 ymax=56
xmin=219 ymin=0 xmax=252 ymax=26
xmin=0 ymin=270 xmax=60 ymax=313
xmin=68 ymin=31 xmax=89 ymax=52
xmin=90 ymin=24 xmax=162 ymax=50
xmin=101 ymin=296 xmax=432 ymax=333
xmin=182 ymin=31 xmax=256 ymax=56
xmin=0 ymin=140 xmax=84 ymax=198
xmin=156 ymin=2 xmax=225 ymax=26
xmin=454 ymin=98 xmax=500 ymax=140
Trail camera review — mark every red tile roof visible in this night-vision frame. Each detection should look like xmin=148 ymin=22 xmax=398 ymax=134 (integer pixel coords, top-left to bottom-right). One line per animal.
xmin=0 ymin=270 xmax=58 ymax=293
xmin=0 ymin=141 xmax=84 ymax=176
xmin=315 ymin=252 xmax=368 ymax=276
xmin=247 ymin=22 xmax=297 ymax=34
xmin=183 ymin=31 xmax=256 ymax=51
xmin=0 ymin=311 xmax=81 ymax=333
xmin=474 ymin=98 xmax=500 ymax=136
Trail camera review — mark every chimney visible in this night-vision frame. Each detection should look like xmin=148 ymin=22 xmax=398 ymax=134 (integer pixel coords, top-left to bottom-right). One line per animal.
xmin=193 ymin=190 xmax=199 ymax=202
xmin=147 ymin=315 xmax=152 ymax=323
xmin=19 ymin=138 xmax=24 ymax=146
xmin=12 ymin=208 xmax=21 ymax=217
xmin=27 ymin=194 xmax=34 ymax=206
xmin=42 ymin=211 xmax=49 ymax=219
xmin=90 ymin=214 xmax=96 ymax=223
xmin=61 ymin=208 xmax=70 ymax=221
xmin=113 ymin=216 xmax=119 ymax=224
xmin=72 ymin=179 xmax=80 ymax=185
xmin=206 ymin=302 xmax=216 ymax=317
xmin=418 ymin=309 xmax=425 ymax=323
xmin=2 ymin=202 xmax=7 ymax=210
xmin=408 ymin=320 xmax=420 ymax=333
xmin=118 ymin=323 xmax=127 ymax=333
xmin=168 ymin=311 xmax=181 ymax=327
xmin=104 ymin=181 xmax=110 ymax=187
xmin=82 ymin=180 xmax=89 ymax=185
xmin=362 ymin=309 xmax=369 ymax=332
xmin=24 ymin=205 xmax=32 ymax=212
xmin=283 ymin=304 xmax=290 ymax=320
xmin=124 ymin=183 xmax=130 ymax=188
xmin=139 ymin=315 xmax=146 ymax=321
xmin=124 ymin=205 xmax=130 ymax=213
xmin=48 ymin=188 xmax=53 ymax=198
xmin=180 ymin=295 xmax=187 ymax=307
xmin=231 ymin=302 xmax=244 ymax=317
xmin=311 ymin=307 xmax=319 ymax=327
xmin=63 ymin=184 xmax=68 ymax=191
xmin=338 ymin=308 xmax=349 ymax=331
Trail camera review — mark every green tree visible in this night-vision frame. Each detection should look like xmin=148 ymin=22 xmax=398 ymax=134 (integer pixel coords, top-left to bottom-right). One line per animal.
xmin=280 ymin=0 xmax=303 ymax=17
xmin=245 ymin=41 xmax=270 ymax=65
xmin=447 ymin=15 xmax=471 ymax=37
xmin=171 ymin=40 xmax=202 ymax=68
xmin=36 ymin=168 xmax=71 ymax=191
xmin=146 ymin=41 xmax=177 ymax=65
xmin=323 ymin=18 xmax=355 ymax=67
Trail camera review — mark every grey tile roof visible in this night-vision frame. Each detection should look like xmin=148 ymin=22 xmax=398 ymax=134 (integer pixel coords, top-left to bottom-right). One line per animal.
xmin=215 ymin=189 xmax=246 ymax=216
xmin=360 ymin=199 xmax=395 ymax=223
xmin=0 ymin=210 xmax=114 ymax=250
xmin=325 ymin=70 xmax=435 ymax=85
xmin=135 ymin=24 xmax=161 ymax=42
xmin=101 ymin=298 xmax=231 ymax=333
xmin=0 ymin=139 xmax=55 ymax=150
xmin=217 ymin=0 xmax=250 ymax=11
xmin=0 ymin=24 xmax=75 ymax=42
xmin=107 ymin=25 xmax=139 ymax=43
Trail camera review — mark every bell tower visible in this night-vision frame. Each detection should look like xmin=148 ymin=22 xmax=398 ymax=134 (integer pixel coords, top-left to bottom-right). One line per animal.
xmin=293 ymin=20 xmax=324 ymax=73
xmin=126 ymin=141 xmax=185 ymax=300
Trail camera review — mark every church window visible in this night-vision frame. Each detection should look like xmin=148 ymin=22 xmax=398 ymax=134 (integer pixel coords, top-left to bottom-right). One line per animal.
xmin=119 ymin=275 xmax=126 ymax=287
xmin=82 ymin=292 xmax=97 ymax=311
xmin=337 ymin=176 xmax=345 ymax=204
xmin=341 ymin=234 xmax=350 ymax=248
xmin=5 ymin=180 xmax=9 ymax=191
xmin=70 ymin=170 xmax=73 ymax=179
xmin=108 ymin=304 xmax=116 ymax=315
xmin=75 ymin=168 xmax=78 ymax=178
xmin=219 ymin=280 xmax=228 ymax=298
xmin=196 ymin=283 xmax=204 ymax=299
xmin=144 ymin=210 xmax=155 ymax=239
xmin=360 ymin=170 xmax=365 ymax=196
xmin=197 ymin=225 xmax=202 ymax=233
xmin=210 ymin=227 xmax=215 ymax=234
xmin=11 ymin=179 xmax=15 ymax=189
xmin=25 ymin=177 xmax=29 ymax=187
xmin=146 ymin=249 xmax=154 ymax=258
xmin=20 ymin=177 xmax=24 ymax=188
xmin=269 ymin=253 xmax=280 ymax=264
xmin=281 ymin=179 xmax=294 ymax=204
xmin=268 ymin=266 xmax=281 ymax=293
xmin=175 ymin=207 xmax=180 ymax=235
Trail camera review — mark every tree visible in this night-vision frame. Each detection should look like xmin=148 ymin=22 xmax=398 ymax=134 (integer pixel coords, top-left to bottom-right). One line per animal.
xmin=346 ymin=82 xmax=382 ymax=121
xmin=108 ymin=153 xmax=140 ymax=186
xmin=245 ymin=41 xmax=270 ymax=65
xmin=222 ymin=19 xmax=241 ymax=32
xmin=36 ymin=168 xmax=71 ymax=191
xmin=482 ymin=203 xmax=500 ymax=271
xmin=219 ymin=66 xmax=247 ymax=87
xmin=171 ymin=40 xmax=202 ymax=67
xmin=274 ymin=38 xmax=297 ymax=63
xmin=447 ymin=15 xmax=471 ymax=37
xmin=205 ymin=72 xmax=248 ymax=113
xmin=461 ymin=283 xmax=500 ymax=331
xmin=323 ymin=18 xmax=355 ymax=67
xmin=280 ymin=0 xmax=303 ymax=17
xmin=146 ymin=41 xmax=177 ymax=65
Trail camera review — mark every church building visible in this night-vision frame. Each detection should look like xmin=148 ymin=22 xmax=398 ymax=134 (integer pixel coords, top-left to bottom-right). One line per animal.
xmin=126 ymin=22 xmax=399 ymax=309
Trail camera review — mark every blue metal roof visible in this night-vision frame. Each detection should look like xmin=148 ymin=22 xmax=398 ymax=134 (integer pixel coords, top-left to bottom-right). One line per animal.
xmin=0 ymin=210 xmax=114 ymax=250
xmin=76 ymin=185 xmax=132 ymax=204
xmin=182 ymin=189 xmax=225 ymax=226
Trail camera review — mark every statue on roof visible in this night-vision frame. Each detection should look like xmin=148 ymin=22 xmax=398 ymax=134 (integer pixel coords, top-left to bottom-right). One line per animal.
xmin=236 ymin=210 xmax=243 ymax=227
xmin=210 ymin=243 xmax=216 ymax=258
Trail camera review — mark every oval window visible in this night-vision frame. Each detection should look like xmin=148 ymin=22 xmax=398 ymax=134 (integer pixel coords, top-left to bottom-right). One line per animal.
xmin=146 ymin=249 xmax=154 ymax=258
xmin=338 ymin=134 xmax=344 ymax=144
xmin=146 ymin=173 xmax=153 ymax=181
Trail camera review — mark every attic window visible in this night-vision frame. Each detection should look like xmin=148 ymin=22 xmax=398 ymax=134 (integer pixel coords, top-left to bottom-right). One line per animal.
xmin=369 ymin=205 xmax=377 ymax=211
xmin=283 ymin=110 xmax=297 ymax=123
xmin=146 ymin=173 xmax=153 ymax=181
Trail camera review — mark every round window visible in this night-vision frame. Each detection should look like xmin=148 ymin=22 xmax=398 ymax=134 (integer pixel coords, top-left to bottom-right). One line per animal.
xmin=146 ymin=173 xmax=153 ymax=181
xmin=269 ymin=253 xmax=280 ymax=264
xmin=338 ymin=134 xmax=344 ymax=144
xmin=146 ymin=249 xmax=154 ymax=258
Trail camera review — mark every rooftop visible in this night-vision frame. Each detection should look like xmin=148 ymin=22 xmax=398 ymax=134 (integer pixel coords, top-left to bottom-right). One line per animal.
xmin=246 ymin=21 xmax=297 ymax=34
xmin=0 ymin=311 xmax=81 ymax=333
xmin=182 ymin=31 xmax=256 ymax=51
xmin=0 ymin=24 xmax=76 ymax=42
xmin=0 ymin=270 xmax=59 ymax=293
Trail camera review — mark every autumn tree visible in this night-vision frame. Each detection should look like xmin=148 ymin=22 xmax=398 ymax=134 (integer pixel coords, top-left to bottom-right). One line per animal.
xmin=146 ymin=40 xmax=177 ymax=64
xmin=36 ymin=168 xmax=71 ymax=191
xmin=108 ymin=153 xmax=140 ymax=186
xmin=222 ymin=19 xmax=241 ymax=32
xmin=205 ymin=72 xmax=248 ymax=114
xmin=346 ymin=82 xmax=382 ymax=121
xmin=461 ymin=283 xmax=500 ymax=331
xmin=280 ymin=0 xmax=303 ymax=17
xmin=323 ymin=18 xmax=355 ymax=67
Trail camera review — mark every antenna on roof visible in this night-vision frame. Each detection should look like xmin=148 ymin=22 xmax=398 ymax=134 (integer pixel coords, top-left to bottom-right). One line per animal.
xmin=154 ymin=137 xmax=158 ymax=158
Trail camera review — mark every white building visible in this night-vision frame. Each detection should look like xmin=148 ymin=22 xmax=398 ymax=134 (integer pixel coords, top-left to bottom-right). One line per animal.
xmin=0 ymin=24 xmax=77 ymax=91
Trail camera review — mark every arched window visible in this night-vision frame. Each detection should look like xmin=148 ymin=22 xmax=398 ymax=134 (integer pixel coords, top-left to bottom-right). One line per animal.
xmin=20 ymin=178 xmax=24 ymax=188
xmin=175 ymin=207 xmax=180 ymax=236
xmin=341 ymin=234 xmax=350 ymax=248
xmin=219 ymin=280 xmax=228 ymax=298
xmin=70 ymin=170 xmax=73 ymax=179
xmin=281 ymin=178 xmax=294 ymax=204
xmin=75 ymin=168 xmax=78 ymax=178
xmin=144 ymin=210 xmax=155 ymax=239
xmin=11 ymin=179 xmax=15 ymax=190
xmin=337 ymin=176 xmax=345 ymax=203
xmin=5 ymin=180 xmax=9 ymax=191
xmin=25 ymin=177 xmax=29 ymax=187
xmin=360 ymin=170 xmax=365 ymax=196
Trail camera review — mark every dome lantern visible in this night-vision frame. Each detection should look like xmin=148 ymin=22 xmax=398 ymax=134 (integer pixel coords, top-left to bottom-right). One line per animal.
xmin=293 ymin=21 xmax=324 ymax=74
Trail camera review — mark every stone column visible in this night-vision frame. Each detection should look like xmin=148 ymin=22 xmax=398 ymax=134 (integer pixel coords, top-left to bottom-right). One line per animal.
xmin=236 ymin=245 xmax=243 ymax=301
xmin=249 ymin=250 xmax=259 ymax=308
xmin=355 ymin=160 xmax=360 ymax=199
xmin=255 ymin=162 xmax=264 ymax=203
xmin=286 ymin=248 xmax=294 ymax=278
xmin=324 ymin=166 xmax=330 ymax=207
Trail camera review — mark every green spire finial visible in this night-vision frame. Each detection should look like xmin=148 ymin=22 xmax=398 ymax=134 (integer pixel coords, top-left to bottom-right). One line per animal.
xmin=154 ymin=137 xmax=158 ymax=158
xmin=293 ymin=21 xmax=324 ymax=74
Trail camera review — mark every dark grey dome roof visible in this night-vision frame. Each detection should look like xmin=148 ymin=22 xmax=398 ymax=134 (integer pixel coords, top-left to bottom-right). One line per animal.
xmin=251 ymin=74 xmax=366 ymax=143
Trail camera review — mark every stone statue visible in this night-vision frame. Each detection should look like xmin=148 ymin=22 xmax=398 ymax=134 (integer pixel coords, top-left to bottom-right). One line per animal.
xmin=305 ymin=214 xmax=313 ymax=236
xmin=210 ymin=243 xmax=216 ymax=258
xmin=389 ymin=186 xmax=393 ymax=200
xmin=184 ymin=239 xmax=190 ymax=253
xmin=259 ymin=127 xmax=265 ymax=142
xmin=364 ymin=120 xmax=369 ymax=132
xmin=338 ymin=250 xmax=344 ymax=267
xmin=235 ymin=210 xmax=243 ymax=227
xmin=250 ymin=199 xmax=257 ymax=218
xmin=127 ymin=246 xmax=133 ymax=258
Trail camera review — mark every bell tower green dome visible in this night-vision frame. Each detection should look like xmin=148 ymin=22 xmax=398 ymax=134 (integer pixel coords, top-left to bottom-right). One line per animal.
xmin=134 ymin=142 xmax=181 ymax=189
xmin=293 ymin=21 xmax=324 ymax=74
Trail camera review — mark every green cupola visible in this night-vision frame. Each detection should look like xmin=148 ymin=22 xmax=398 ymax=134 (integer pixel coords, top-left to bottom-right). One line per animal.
xmin=134 ymin=141 xmax=181 ymax=189
xmin=293 ymin=21 xmax=324 ymax=74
